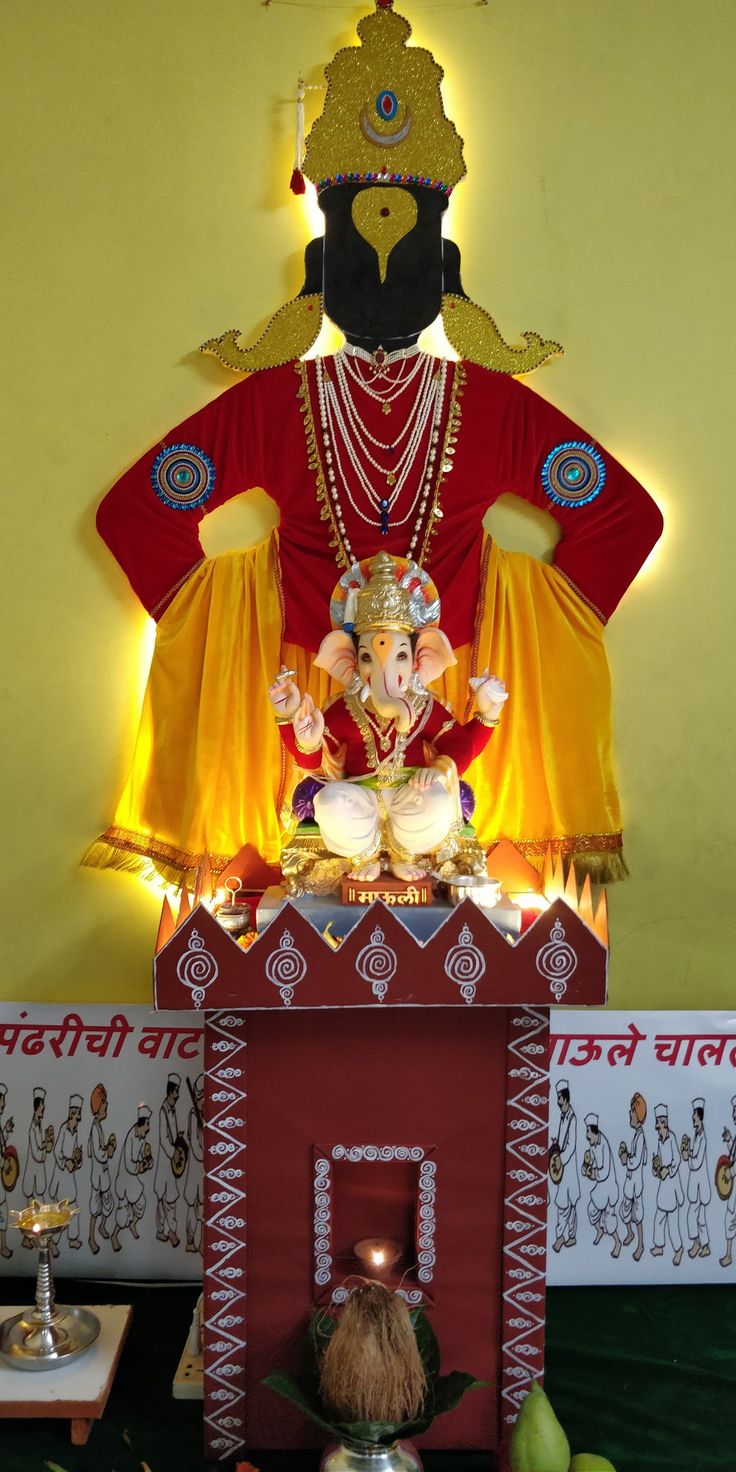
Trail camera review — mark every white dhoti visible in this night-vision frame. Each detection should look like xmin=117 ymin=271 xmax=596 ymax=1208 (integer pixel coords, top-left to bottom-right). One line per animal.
xmin=314 ymin=778 xmax=454 ymax=860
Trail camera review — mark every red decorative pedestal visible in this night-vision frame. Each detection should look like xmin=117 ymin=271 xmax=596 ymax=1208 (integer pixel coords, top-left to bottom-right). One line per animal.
xmin=154 ymin=896 xmax=606 ymax=1467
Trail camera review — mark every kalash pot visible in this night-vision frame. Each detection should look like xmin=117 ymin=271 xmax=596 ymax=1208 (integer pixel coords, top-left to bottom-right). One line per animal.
xmin=322 ymin=1443 xmax=423 ymax=1472
xmin=214 ymin=877 xmax=252 ymax=940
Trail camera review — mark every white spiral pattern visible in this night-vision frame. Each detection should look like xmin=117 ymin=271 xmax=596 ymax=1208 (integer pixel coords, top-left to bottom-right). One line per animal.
xmin=265 ymin=928 xmax=307 ymax=1006
xmin=501 ymin=1007 xmax=549 ymax=1440
xmin=314 ymin=1146 xmax=436 ymax=1300
xmin=176 ymin=929 xmax=219 ymax=1007
xmin=444 ymin=922 xmax=486 ymax=1003
xmin=355 ymin=926 xmax=398 ymax=1002
xmin=535 ymin=919 xmax=578 ymax=1000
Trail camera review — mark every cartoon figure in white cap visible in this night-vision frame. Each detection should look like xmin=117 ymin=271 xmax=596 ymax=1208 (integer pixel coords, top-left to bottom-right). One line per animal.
xmin=87 ymin=1082 xmax=117 ymax=1255
xmin=183 ymin=1074 xmax=204 ymax=1254
xmin=115 ymin=1103 xmax=153 ymax=1247
xmin=0 ymin=1083 xmax=14 ymax=1259
xmin=651 ymin=1102 xmax=683 ymax=1267
xmin=21 ymin=1086 xmax=55 ymax=1250
xmin=50 ymin=1093 xmax=83 ymax=1251
xmin=582 ymin=1112 xmax=622 ymax=1258
xmin=619 ymin=1092 xmax=648 ymax=1262
xmin=550 ymin=1079 xmax=580 ymax=1252
xmin=155 ymin=1072 xmax=183 ymax=1247
xmin=682 ymin=1097 xmax=711 ymax=1259
xmin=719 ymin=1094 xmax=736 ymax=1268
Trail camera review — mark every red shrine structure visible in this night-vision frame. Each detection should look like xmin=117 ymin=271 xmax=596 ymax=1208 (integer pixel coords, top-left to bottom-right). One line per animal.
xmin=154 ymin=853 xmax=607 ymax=1468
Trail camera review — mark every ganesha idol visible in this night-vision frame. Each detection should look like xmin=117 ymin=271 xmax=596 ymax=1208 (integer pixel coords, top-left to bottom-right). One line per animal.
xmin=269 ymin=552 xmax=507 ymax=890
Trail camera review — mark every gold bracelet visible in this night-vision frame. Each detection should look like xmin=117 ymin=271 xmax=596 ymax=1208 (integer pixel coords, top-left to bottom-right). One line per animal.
xmin=475 ymin=712 xmax=500 ymax=728
xmin=295 ymin=734 xmax=322 ymax=755
xmin=274 ymin=713 xmax=294 ymax=726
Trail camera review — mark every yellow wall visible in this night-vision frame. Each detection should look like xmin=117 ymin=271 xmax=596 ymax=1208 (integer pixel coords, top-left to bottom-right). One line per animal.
xmin=3 ymin=0 xmax=734 ymax=1005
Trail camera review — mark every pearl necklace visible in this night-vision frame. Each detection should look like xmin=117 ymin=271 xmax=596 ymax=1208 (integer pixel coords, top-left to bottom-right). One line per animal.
xmin=342 ymin=351 xmax=426 ymax=413
xmin=295 ymin=355 xmax=465 ymax=576
xmin=326 ymin=354 xmax=437 ymax=510
xmin=316 ymin=354 xmax=447 ymax=554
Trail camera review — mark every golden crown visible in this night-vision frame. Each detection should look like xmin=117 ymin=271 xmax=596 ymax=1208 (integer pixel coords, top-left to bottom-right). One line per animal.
xmin=331 ymin=553 xmax=441 ymax=634
xmin=302 ymin=3 xmax=466 ymax=197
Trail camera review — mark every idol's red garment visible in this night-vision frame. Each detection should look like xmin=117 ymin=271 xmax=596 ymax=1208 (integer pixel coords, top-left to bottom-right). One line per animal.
xmin=96 ymin=358 xmax=664 ymax=648
xmin=279 ymin=692 xmax=493 ymax=775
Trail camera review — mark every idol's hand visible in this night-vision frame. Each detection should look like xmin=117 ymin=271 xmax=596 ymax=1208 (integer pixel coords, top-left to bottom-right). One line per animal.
xmin=408 ymin=764 xmax=445 ymax=792
xmin=471 ymin=669 xmax=509 ymax=718
xmin=294 ymin=694 xmax=324 ymax=752
xmin=269 ymin=665 xmax=301 ymax=718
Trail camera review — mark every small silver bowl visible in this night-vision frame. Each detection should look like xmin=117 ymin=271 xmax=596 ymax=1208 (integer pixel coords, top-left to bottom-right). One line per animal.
xmin=444 ymin=875 xmax=503 ymax=909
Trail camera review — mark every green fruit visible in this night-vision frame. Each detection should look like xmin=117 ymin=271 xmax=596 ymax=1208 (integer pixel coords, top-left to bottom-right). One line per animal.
xmin=508 ymin=1381 xmax=570 ymax=1472
xmin=569 ymin=1457 xmax=617 ymax=1471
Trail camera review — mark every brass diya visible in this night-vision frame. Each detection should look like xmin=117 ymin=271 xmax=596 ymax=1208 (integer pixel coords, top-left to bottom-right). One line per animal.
xmin=0 ymin=1200 xmax=101 ymax=1370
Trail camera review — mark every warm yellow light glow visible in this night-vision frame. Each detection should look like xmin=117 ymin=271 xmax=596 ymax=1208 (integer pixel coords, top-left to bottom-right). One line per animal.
xmin=513 ymin=892 xmax=550 ymax=912
xmin=371 ymin=1249 xmax=385 ymax=1266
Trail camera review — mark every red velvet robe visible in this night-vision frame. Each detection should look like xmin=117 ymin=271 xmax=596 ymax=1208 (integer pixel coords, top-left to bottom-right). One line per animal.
xmin=96 ymin=357 xmax=663 ymax=647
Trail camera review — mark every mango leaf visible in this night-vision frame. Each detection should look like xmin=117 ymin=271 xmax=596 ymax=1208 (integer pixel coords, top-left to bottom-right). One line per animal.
xmin=335 ymin=1420 xmax=404 ymax=1448
xmin=262 ymin=1370 xmax=339 ymax=1438
xmin=409 ymin=1308 xmax=441 ymax=1381
xmin=429 ymin=1371 xmax=487 ymax=1417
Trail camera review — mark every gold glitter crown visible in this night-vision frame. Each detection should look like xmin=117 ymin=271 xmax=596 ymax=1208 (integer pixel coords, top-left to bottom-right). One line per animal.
xmin=355 ymin=552 xmax=416 ymax=633
xmin=302 ymin=3 xmax=466 ymax=197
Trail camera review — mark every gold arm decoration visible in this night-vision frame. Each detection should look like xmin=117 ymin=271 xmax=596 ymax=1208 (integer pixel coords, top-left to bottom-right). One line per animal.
xmin=201 ymin=294 xmax=323 ymax=374
xmin=417 ymin=361 xmax=465 ymax=565
xmin=296 ymin=362 xmax=352 ymax=571
xmin=441 ymin=294 xmax=563 ymax=377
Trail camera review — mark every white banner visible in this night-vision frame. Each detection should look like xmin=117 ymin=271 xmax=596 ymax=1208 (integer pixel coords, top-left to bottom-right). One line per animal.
xmin=0 ymin=1007 xmax=203 ymax=1278
xmin=547 ymin=1011 xmax=736 ymax=1284
xmin=1 ymin=1005 xmax=732 ymax=1288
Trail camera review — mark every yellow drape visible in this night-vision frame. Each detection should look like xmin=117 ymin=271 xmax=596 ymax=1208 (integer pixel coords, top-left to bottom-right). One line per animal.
xmin=83 ymin=532 xmax=624 ymax=887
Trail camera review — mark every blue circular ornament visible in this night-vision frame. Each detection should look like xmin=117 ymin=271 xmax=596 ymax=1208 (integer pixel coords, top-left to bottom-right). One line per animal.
xmin=541 ymin=441 xmax=606 ymax=508
xmin=151 ymin=443 xmax=215 ymax=510
xmin=376 ymin=89 xmax=399 ymax=121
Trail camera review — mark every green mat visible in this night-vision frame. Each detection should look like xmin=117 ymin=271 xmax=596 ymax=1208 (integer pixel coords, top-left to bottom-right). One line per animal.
xmin=0 ymin=1282 xmax=732 ymax=1471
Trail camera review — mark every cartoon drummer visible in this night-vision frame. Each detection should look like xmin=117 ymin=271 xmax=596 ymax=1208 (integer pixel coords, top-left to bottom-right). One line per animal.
xmin=582 ymin=1111 xmax=622 ymax=1259
xmin=719 ymin=1093 xmax=736 ymax=1269
xmin=0 ymin=1083 xmax=15 ymax=1259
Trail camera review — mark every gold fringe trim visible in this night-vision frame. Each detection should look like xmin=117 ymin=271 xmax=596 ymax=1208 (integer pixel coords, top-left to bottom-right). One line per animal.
xmin=489 ymin=834 xmax=628 ymax=886
xmin=417 ymin=360 xmax=465 ymax=567
xmin=81 ymin=826 xmax=235 ymax=890
xmin=295 ymin=360 xmax=350 ymax=570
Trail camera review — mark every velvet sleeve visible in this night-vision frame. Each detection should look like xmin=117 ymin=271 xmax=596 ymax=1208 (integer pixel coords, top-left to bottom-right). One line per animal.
xmin=96 ymin=372 xmax=268 ymax=618
xmin=277 ymin=723 xmax=323 ymax=772
xmin=431 ymin=713 xmax=493 ymax=775
xmin=465 ymin=364 xmax=664 ymax=622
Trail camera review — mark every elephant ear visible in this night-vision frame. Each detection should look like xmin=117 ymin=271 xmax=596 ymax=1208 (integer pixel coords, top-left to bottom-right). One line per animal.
xmin=414 ymin=628 xmax=457 ymax=687
xmin=314 ymin=631 xmax=358 ymax=688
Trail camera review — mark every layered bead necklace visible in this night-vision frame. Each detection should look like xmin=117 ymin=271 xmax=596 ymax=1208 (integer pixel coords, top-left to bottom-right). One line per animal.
xmin=315 ymin=344 xmax=448 ymax=560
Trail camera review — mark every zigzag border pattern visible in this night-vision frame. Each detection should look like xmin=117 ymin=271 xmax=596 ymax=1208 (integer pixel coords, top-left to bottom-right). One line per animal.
xmin=203 ymin=1011 xmax=248 ymax=1461
xmin=500 ymin=1007 xmax=549 ymax=1443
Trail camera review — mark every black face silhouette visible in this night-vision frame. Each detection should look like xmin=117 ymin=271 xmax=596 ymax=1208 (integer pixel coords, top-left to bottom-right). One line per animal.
xmin=299 ymin=182 xmax=466 ymax=349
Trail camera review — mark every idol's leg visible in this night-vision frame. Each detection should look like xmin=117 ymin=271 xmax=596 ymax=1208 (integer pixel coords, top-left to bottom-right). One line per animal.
xmin=382 ymin=780 xmax=453 ymax=879
xmin=313 ymin=783 xmax=382 ymax=880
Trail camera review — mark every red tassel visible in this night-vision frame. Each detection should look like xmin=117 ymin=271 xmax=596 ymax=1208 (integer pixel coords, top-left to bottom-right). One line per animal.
xmin=290 ymin=168 xmax=306 ymax=196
